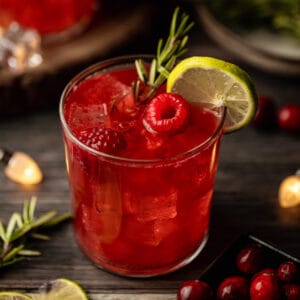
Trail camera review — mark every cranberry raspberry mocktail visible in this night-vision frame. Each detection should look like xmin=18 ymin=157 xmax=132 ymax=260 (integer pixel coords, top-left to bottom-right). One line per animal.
xmin=0 ymin=0 xmax=96 ymax=36
xmin=60 ymin=55 xmax=226 ymax=276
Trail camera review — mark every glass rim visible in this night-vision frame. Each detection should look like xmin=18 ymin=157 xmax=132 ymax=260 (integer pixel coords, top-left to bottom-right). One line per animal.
xmin=59 ymin=54 xmax=226 ymax=165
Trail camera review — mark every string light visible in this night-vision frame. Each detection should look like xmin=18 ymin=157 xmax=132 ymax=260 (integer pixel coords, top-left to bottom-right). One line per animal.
xmin=278 ymin=170 xmax=300 ymax=208
xmin=0 ymin=149 xmax=43 ymax=185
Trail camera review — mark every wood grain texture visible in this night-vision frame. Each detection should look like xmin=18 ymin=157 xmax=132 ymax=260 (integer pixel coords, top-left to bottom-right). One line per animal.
xmin=0 ymin=3 xmax=300 ymax=297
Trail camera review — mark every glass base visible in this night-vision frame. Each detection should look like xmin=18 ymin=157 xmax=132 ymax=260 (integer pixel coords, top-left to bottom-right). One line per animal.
xmin=76 ymin=232 xmax=209 ymax=278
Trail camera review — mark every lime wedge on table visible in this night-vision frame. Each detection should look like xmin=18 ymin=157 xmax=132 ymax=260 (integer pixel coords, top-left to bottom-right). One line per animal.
xmin=0 ymin=292 xmax=32 ymax=300
xmin=167 ymin=56 xmax=258 ymax=133
xmin=33 ymin=278 xmax=88 ymax=300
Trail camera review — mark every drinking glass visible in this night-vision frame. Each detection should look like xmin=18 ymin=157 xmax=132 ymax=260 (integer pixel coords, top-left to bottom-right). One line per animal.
xmin=0 ymin=0 xmax=97 ymax=39
xmin=59 ymin=55 xmax=226 ymax=277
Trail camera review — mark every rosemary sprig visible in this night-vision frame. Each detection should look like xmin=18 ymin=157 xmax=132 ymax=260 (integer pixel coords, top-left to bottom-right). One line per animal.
xmin=0 ymin=196 xmax=72 ymax=269
xmin=134 ymin=7 xmax=194 ymax=102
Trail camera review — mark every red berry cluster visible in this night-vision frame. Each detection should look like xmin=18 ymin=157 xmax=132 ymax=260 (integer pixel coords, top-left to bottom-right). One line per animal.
xmin=177 ymin=243 xmax=300 ymax=300
xmin=252 ymin=96 xmax=300 ymax=135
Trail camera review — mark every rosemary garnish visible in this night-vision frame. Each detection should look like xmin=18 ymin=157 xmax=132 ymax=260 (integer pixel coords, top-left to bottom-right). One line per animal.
xmin=0 ymin=196 xmax=71 ymax=269
xmin=134 ymin=7 xmax=194 ymax=102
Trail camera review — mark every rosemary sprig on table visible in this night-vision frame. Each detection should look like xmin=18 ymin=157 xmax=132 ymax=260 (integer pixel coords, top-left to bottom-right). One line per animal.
xmin=133 ymin=7 xmax=194 ymax=102
xmin=0 ymin=196 xmax=71 ymax=269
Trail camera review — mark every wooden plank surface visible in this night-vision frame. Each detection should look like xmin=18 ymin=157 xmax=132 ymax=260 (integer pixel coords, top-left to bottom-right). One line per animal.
xmin=1 ymin=4 xmax=300 ymax=298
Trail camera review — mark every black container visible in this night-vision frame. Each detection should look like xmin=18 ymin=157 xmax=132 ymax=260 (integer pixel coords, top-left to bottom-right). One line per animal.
xmin=199 ymin=234 xmax=300 ymax=289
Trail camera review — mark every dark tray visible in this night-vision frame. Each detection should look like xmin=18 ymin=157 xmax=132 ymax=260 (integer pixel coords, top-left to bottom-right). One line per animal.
xmin=199 ymin=234 xmax=300 ymax=289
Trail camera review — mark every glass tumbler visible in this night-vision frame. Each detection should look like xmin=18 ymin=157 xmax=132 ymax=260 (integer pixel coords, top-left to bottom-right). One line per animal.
xmin=59 ymin=55 xmax=226 ymax=277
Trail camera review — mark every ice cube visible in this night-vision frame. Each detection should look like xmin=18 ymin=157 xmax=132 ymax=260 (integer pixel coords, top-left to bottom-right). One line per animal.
xmin=0 ymin=22 xmax=42 ymax=71
xmin=124 ymin=216 xmax=179 ymax=247
xmin=133 ymin=187 xmax=178 ymax=222
xmin=67 ymin=102 xmax=108 ymax=131
xmin=143 ymin=129 xmax=164 ymax=151
xmin=124 ymin=218 xmax=160 ymax=246
xmin=178 ymin=158 xmax=213 ymax=198
xmin=94 ymin=169 xmax=122 ymax=243
xmin=81 ymin=73 xmax=131 ymax=106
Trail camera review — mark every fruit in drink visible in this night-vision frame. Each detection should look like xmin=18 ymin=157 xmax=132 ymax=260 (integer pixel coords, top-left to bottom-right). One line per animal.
xmin=167 ymin=56 xmax=258 ymax=133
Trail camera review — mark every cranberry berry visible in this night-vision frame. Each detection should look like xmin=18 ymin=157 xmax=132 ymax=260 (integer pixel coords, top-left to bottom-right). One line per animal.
xmin=282 ymin=284 xmax=300 ymax=300
xmin=236 ymin=243 xmax=264 ymax=275
xmin=277 ymin=261 xmax=299 ymax=283
xmin=250 ymin=268 xmax=280 ymax=300
xmin=177 ymin=280 xmax=214 ymax=300
xmin=252 ymin=95 xmax=277 ymax=129
xmin=277 ymin=104 xmax=300 ymax=135
xmin=217 ymin=276 xmax=249 ymax=300
xmin=143 ymin=93 xmax=190 ymax=134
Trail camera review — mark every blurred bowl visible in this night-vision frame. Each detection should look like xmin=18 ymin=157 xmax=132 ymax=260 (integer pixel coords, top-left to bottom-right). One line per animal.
xmin=195 ymin=3 xmax=300 ymax=77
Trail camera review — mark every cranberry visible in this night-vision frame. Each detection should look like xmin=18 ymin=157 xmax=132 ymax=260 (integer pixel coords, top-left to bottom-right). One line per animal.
xmin=252 ymin=96 xmax=277 ymax=129
xmin=277 ymin=261 xmax=299 ymax=283
xmin=277 ymin=104 xmax=300 ymax=134
xmin=282 ymin=284 xmax=300 ymax=300
xmin=236 ymin=243 xmax=264 ymax=274
xmin=177 ymin=280 xmax=214 ymax=300
xmin=217 ymin=276 xmax=249 ymax=300
xmin=250 ymin=268 xmax=280 ymax=300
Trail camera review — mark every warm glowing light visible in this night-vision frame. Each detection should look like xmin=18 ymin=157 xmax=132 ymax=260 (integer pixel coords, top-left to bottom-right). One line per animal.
xmin=278 ymin=173 xmax=300 ymax=208
xmin=4 ymin=151 xmax=43 ymax=185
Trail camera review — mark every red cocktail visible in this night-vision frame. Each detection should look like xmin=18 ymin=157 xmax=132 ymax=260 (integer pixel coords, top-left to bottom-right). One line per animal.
xmin=60 ymin=55 xmax=225 ymax=276
xmin=0 ymin=0 xmax=97 ymax=37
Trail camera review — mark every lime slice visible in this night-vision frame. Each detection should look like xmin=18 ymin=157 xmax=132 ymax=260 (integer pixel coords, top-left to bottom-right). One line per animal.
xmin=167 ymin=56 xmax=258 ymax=133
xmin=0 ymin=292 xmax=32 ymax=300
xmin=33 ymin=278 xmax=88 ymax=300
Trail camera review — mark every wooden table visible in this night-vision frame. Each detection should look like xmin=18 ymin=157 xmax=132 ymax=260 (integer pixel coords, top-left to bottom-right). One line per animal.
xmin=0 ymin=6 xmax=299 ymax=299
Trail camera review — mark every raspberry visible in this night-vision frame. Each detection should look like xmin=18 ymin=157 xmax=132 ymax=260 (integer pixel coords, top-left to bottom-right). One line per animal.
xmin=78 ymin=127 xmax=126 ymax=154
xmin=143 ymin=93 xmax=189 ymax=134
